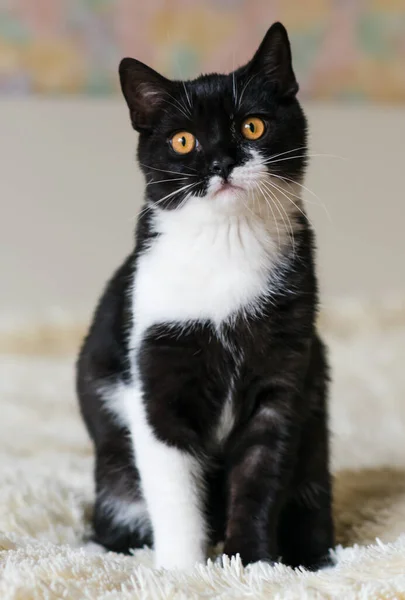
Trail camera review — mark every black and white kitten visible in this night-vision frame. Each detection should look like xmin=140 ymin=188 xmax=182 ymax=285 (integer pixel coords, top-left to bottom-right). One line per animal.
xmin=77 ymin=22 xmax=334 ymax=571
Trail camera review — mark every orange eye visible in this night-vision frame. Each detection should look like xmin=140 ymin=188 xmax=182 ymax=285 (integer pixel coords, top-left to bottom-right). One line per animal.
xmin=241 ymin=117 xmax=265 ymax=140
xmin=170 ymin=131 xmax=196 ymax=154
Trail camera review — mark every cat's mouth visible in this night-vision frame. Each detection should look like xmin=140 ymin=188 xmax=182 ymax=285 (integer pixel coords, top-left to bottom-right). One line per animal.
xmin=212 ymin=181 xmax=245 ymax=197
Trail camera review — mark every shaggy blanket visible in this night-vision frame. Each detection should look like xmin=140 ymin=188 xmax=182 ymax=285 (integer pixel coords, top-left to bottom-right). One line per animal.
xmin=1 ymin=298 xmax=405 ymax=599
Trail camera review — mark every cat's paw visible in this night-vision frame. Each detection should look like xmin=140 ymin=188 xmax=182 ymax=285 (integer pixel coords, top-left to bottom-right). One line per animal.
xmin=223 ymin=539 xmax=274 ymax=567
xmin=298 ymin=553 xmax=336 ymax=571
xmin=155 ymin=547 xmax=206 ymax=570
xmin=81 ymin=541 xmax=107 ymax=555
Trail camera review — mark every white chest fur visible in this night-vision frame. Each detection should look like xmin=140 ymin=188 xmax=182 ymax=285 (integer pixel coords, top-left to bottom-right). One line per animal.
xmin=132 ymin=197 xmax=281 ymax=334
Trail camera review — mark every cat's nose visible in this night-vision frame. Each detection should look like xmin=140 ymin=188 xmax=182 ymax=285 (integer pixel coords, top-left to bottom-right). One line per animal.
xmin=210 ymin=157 xmax=235 ymax=180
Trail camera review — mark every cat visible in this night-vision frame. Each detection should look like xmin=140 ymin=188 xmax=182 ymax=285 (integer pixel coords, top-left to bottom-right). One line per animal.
xmin=77 ymin=22 xmax=334 ymax=571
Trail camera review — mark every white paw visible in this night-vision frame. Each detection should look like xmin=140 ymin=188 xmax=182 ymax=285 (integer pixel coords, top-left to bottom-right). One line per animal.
xmin=155 ymin=548 xmax=205 ymax=571
xmin=81 ymin=541 xmax=107 ymax=555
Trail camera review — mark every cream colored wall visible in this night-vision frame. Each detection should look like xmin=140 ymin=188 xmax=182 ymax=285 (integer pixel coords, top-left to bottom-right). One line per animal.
xmin=0 ymin=99 xmax=404 ymax=315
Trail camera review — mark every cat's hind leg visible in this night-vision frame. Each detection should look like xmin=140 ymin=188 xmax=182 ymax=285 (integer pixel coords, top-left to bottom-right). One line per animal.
xmin=276 ymin=421 xmax=334 ymax=570
xmin=277 ymin=337 xmax=334 ymax=570
xmin=78 ymin=374 xmax=153 ymax=554
xmin=92 ymin=431 xmax=153 ymax=554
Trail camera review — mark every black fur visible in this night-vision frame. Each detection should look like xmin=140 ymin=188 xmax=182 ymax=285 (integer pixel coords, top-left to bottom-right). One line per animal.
xmin=77 ymin=22 xmax=334 ymax=569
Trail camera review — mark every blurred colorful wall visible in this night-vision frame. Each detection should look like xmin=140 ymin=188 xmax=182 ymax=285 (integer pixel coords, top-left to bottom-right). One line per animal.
xmin=1 ymin=0 xmax=405 ymax=102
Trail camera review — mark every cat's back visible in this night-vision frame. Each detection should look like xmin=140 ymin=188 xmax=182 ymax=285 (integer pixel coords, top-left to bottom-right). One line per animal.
xmin=77 ymin=253 xmax=134 ymax=390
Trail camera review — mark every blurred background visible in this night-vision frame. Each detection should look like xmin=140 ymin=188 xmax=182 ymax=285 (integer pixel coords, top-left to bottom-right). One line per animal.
xmin=1 ymin=0 xmax=404 ymax=316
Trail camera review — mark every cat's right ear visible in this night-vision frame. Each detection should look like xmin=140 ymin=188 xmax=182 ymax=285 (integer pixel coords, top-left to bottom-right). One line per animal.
xmin=119 ymin=58 xmax=172 ymax=131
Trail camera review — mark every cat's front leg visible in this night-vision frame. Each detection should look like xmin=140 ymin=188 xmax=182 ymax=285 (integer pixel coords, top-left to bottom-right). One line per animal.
xmin=223 ymin=390 xmax=299 ymax=566
xmin=124 ymin=381 xmax=207 ymax=571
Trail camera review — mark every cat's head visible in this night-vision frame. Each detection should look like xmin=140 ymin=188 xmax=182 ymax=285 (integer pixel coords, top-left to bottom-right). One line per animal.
xmin=119 ymin=22 xmax=307 ymax=218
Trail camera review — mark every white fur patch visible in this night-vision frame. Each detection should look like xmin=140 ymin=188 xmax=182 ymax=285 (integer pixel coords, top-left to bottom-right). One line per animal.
xmin=122 ymin=384 xmax=207 ymax=570
xmin=101 ymin=383 xmax=206 ymax=569
xmin=81 ymin=542 xmax=107 ymax=555
xmin=214 ymin=361 xmax=241 ymax=445
xmin=215 ymin=381 xmax=236 ymax=445
xmin=134 ymin=205 xmax=272 ymax=329
xmin=99 ymin=493 xmax=151 ymax=539
xmin=98 ymin=381 xmax=128 ymax=428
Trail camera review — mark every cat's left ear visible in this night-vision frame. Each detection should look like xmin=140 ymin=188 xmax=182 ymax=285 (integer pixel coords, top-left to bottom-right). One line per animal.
xmin=119 ymin=58 xmax=173 ymax=131
xmin=248 ymin=22 xmax=298 ymax=97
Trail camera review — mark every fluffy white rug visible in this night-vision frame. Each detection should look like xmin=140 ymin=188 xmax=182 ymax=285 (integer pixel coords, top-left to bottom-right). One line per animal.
xmin=1 ymin=298 xmax=405 ymax=599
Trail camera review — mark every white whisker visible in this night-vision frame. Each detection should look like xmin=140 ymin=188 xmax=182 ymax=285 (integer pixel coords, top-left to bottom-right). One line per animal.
xmin=175 ymin=188 xmax=196 ymax=212
xmin=139 ymin=163 xmax=198 ymax=177
xmin=146 ymin=177 xmax=190 ymax=187
xmin=153 ymin=182 xmax=198 ymax=208
xmin=232 ymin=50 xmax=238 ymax=109
xmin=238 ymin=73 xmax=258 ymax=110
xmin=267 ymin=172 xmax=332 ymax=222
xmin=169 ymin=45 xmax=192 ymax=114
xmin=265 ymin=178 xmax=316 ymax=231
xmin=266 ymin=146 xmax=308 ymax=161
xmin=136 ymin=201 xmax=153 ymax=220
xmin=182 ymin=81 xmax=192 ymax=111
xmin=162 ymin=98 xmax=191 ymax=120
xmin=257 ymin=170 xmax=321 ymax=207
xmin=239 ymin=190 xmax=256 ymax=219
xmin=256 ymin=181 xmax=281 ymax=251
xmin=263 ymin=153 xmax=346 ymax=165
xmin=261 ymin=180 xmax=296 ymax=258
